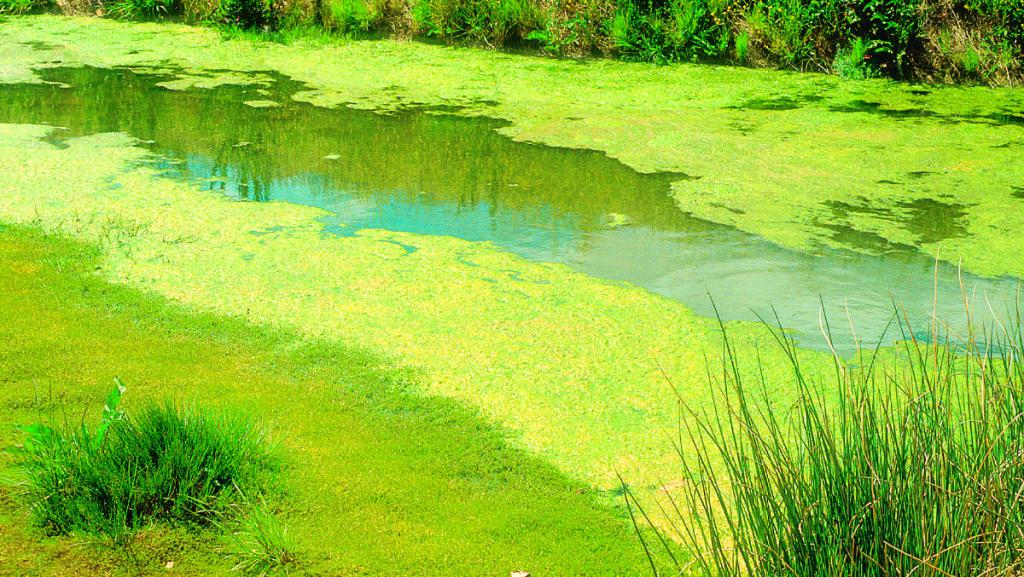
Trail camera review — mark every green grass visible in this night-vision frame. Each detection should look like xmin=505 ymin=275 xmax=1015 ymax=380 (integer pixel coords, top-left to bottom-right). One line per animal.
xmin=226 ymin=500 xmax=299 ymax=576
xmin=0 ymin=222 xmax=666 ymax=576
xmin=19 ymin=390 xmax=277 ymax=543
xmin=631 ymin=312 xmax=1024 ymax=576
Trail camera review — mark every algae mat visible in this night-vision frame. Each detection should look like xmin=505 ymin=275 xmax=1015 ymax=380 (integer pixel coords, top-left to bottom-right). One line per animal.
xmin=0 ymin=124 xmax=816 ymax=500
xmin=2 ymin=16 xmax=1024 ymax=279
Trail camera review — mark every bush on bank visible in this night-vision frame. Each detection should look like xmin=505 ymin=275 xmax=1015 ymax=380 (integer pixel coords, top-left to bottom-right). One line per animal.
xmin=1 ymin=0 xmax=1020 ymax=84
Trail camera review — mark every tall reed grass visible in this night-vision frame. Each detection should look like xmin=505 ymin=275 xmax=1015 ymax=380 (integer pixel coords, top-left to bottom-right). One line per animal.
xmin=628 ymin=302 xmax=1024 ymax=576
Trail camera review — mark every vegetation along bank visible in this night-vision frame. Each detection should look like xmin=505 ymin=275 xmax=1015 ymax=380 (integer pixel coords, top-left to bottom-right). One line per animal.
xmin=1 ymin=12 xmax=1023 ymax=575
xmin=0 ymin=0 xmax=1022 ymax=84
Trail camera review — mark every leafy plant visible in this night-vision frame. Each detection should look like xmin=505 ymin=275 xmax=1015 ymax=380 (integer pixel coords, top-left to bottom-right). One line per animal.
xmin=216 ymin=0 xmax=277 ymax=29
xmin=609 ymin=0 xmax=730 ymax=63
xmin=0 ymin=0 xmax=50 ymax=14
xmin=859 ymin=0 xmax=923 ymax=77
xmin=966 ymin=0 xmax=1024 ymax=47
xmin=733 ymin=28 xmax=749 ymax=61
xmin=745 ymin=0 xmax=817 ymax=66
xmin=104 ymin=0 xmax=178 ymax=19
xmin=959 ymin=43 xmax=980 ymax=71
xmin=412 ymin=0 xmax=542 ymax=44
xmin=322 ymin=0 xmax=379 ymax=32
xmin=833 ymin=36 xmax=875 ymax=78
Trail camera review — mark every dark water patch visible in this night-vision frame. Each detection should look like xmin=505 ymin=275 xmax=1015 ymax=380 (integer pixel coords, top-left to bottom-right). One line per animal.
xmin=728 ymin=94 xmax=825 ymax=111
xmin=877 ymin=179 xmax=901 ymax=185
xmin=711 ymin=203 xmax=745 ymax=215
xmin=826 ymin=198 xmax=892 ymax=219
xmin=1012 ymin=186 xmax=1024 ymax=199
xmin=19 ymin=40 xmax=60 ymax=51
xmin=830 ymin=98 xmax=1024 ymax=128
xmin=829 ymin=100 xmax=938 ymax=119
xmin=987 ymin=113 xmax=1024 ymax=126
xmin=728 ymin=119 xmax=761 ymax=135
xmin=898 ymin=198 xmax=970 ymax=244
xmin=907 ymin=171 xmax=936 ymax=178
xmin=819 ymin=222 xmax=914 ymax=255
xmin=0 ymin=65 xmax=1019 ymax=354
xmin=378 ymin=238 xmax=419 ymax=255
xmin=827 ymin=196 xmax=969 ymax=245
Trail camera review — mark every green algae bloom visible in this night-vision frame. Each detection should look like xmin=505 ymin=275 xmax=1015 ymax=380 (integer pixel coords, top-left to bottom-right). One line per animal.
xmin=1 ymin=17 xmax=1023 ymax=279
xmin=0 ymin=124 xmax=821 ymax=512
xmin=2 ymin=16 xmax=1023 ymax=530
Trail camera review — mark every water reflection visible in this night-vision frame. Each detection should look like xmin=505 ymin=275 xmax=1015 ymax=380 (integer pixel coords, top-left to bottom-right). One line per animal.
xmin=1 ymin=66 xmax=1018 ymax=353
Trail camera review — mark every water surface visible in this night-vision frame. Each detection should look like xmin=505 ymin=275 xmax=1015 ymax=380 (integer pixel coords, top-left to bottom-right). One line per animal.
xmin=2 ymin=66 xmax=1018 ymax=352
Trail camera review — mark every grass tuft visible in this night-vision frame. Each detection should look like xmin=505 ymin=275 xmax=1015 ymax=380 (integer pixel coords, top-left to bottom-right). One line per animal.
xmin=17 ymin=382 xmax=278 ymax=543
xmin=226 ymin=500 xmax=299 ymax=576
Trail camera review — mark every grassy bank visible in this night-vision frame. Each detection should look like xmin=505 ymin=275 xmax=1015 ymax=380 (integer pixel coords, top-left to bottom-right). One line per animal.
xmin=1 ymin=0 xmax=1022 ymax=84
xmin=0 ymin=223 xmax=664 ymax=575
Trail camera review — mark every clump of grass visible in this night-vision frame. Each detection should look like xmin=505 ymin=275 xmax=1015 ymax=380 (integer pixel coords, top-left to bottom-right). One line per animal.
xmin=104 ymin=0 xmax=177 ymax=20
xmin=18 ymin=380 xmax=278 ymax=542
xmin=226 ymin=500 xmax=299 ymax=576
xmin=629 ymin=306 xmax=1024 ymax=576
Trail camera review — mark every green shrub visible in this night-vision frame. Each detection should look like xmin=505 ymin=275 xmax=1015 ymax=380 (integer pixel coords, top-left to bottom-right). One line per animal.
xmin=18 ymin=381 xmax=278 ymax=541
xmin=745 ymin=0 xmax=817 ymax=65
xmin=105 ymin=0 xmax=178 ymax=19
xmin=0 ymin=0 xmax=51 ymax=14
xmin=216 ymin=0 xmax=277 ymax=29
xmin=966 ymin=0 xmax=1024 ymax=46
xmin=610 ymin=0 xmax=731 ymax=63
xmin=322 ymin=0 xmax=379 ymax=32
xmin=733 ymin=28 xmax=749 ymax=60
xmin=529 ymin=0 xmax=616 ymax=55
xmin=833 ymin=36 xmax=876 ymax=77
xmin=412 ymin=0 xmax=543 ymax=44
xmin=858 ymin=0 xmax=924 ymax=76
xmin=959 ymin=43 xmax=980 ymax=70
xmin=628 ymin=311 xmax=1024 ymax=576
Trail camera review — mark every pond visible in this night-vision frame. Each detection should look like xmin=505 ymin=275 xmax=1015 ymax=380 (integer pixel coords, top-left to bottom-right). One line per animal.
xmin=2 ymin=65 xmax=1018 ymax=353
